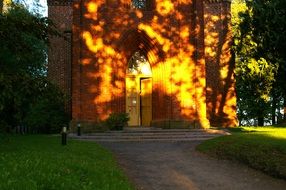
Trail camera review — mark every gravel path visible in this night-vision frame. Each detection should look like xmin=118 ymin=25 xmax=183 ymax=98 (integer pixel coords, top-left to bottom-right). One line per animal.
xmin=100 ymin=141 xmax=286 ymax=190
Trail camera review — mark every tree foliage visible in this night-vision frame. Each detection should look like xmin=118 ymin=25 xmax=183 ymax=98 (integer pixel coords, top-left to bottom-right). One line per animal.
xmin=235 ymin=58 xmax=277 ymax=125
xmin=232 ymin=0 xmax=286 ymax=125
xmin=0 ymin=0 xmax=11 ymax=13
xmin=24 ymin=80 xmax=69 ymax=134
xmin=0 ymin=4 xmax=68 ymax=133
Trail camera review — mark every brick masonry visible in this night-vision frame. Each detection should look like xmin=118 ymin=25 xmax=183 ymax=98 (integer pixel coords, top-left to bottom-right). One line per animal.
xmin=48 ymin=0 xmax=238 ymax=128
xmin=48 ymin=0 xmax=73 ymax=117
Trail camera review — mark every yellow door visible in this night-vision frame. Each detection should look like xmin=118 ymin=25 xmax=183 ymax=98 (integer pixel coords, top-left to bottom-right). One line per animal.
xmin=126 ymin=76 xmax=140 ymax=126
xmin=140 ymin=78 xmax=152 ymax=126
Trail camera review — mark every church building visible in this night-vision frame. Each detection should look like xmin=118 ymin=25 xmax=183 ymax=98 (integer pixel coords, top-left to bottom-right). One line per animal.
xmin=48 ymin=0 xmax=237 ymax=129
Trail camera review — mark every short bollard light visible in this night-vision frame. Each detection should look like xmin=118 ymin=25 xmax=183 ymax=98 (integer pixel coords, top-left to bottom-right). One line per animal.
xmin=62 ymin=126 xmax=67 ymax=145
xmin=77 ymin=123 xmax=81 ymax=136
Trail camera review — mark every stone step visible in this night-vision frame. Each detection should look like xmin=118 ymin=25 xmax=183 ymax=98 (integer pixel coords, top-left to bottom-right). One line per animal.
xmin=74 ymin=134 xmax=218 ymax=139
xmin=76 ymin=132 xmax=225 ymax=137
xmin=122 ymin=128 xmax=205 ymax=132
xmin=70 ymin=129 xmax=229 ymax=142
xmin=80 ymin=137 xmax=218 ymax=142
xmin=75 ymin=129 xmax=229 ymax=135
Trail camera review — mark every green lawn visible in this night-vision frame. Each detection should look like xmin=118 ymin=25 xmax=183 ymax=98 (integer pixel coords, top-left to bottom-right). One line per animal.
xmin=0 ymin=135 xmax=134 ymax=190
xmin=197 ymin=126 xmax=286 ymax=179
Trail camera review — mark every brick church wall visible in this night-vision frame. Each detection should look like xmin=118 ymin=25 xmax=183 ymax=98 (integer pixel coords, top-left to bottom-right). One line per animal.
xmin=47 ymin=0 xmax=73 ymax=116
xmin=71 ymin=0 xmax=209 ymax=127
xmin=204 ymin=0 xmax=238 ymax=127
xmin=48 ymin=0 xmax=238 ymax=128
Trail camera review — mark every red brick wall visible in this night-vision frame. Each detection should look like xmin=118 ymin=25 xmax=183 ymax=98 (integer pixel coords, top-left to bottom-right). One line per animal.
xmin=72 ymin=0 xmax=206 ymax=126
xmin=48 ymin=0 xmax=73 ymax=116
xmin=48 ymin=0 xmax=238 ymax=128
xmin=204 ymin=0 xmax=238 ymax=127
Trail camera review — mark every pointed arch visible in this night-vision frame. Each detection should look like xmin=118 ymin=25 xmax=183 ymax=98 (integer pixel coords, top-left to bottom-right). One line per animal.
xmin=127 ymin=51 xmax=152 ymax=76
xmin=116 ymin=29 xmax=165 ymax=69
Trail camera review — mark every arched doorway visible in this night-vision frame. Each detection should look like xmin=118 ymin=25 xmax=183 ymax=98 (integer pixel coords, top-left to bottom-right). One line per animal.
xmin=126 ymin=51 xmax=152 ymax=127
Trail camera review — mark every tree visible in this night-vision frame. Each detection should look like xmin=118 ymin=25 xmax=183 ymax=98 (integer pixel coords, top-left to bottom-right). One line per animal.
xmin=0 ymin=3 xmax=67 ymax=133
xmin=232 ymin=0 xmax=286 ymax=125
xmin=24 ymin=79 xmax=69 ymax=134
xmin=235 ymin=58 xmax=277 ymax=126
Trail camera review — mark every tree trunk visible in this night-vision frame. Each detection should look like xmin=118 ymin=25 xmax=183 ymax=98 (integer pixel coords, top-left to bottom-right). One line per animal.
xmin=284 ymin=98 xmax=286 ymax=121
xmin=239 ymin=119 xmax=242 ymax=126
xmin=258 ymin=117 xmax=264 ymax=126
xmin=272 ymin=96 xmax=276 ymax=125
xmin=0 ymin=0 xmax=3 ymax=14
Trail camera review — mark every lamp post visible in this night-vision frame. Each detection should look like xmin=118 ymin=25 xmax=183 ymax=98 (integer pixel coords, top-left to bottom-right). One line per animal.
xmin=62 ymin=126 xmax=67 ymax=145
xmin=77 ymin=122 xmax=81 ymax=136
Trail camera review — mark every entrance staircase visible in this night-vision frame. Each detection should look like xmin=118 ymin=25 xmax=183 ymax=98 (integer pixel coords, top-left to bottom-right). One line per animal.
xmin=70 ymin=128 xmax=230 ymax=142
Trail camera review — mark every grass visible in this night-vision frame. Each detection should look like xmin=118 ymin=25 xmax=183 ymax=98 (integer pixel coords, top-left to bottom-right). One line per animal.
xmin=0 ymin=134 xmax=134 ymax=190
xmin=197 ymin=126 xmax=286 ymax=179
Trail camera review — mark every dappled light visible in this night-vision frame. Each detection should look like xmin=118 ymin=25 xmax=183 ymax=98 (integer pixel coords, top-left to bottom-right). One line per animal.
xmin=204 ymin=2 xmax=237 ymax=127
xmin=70 ymin=0 xmax=237 ymax=128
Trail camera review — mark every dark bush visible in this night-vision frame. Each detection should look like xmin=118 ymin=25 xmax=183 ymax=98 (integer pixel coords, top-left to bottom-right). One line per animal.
xmin=105 ymin=113 xmax=129 ymax=130
xmin=24 ymin=81 xmax=69 ymax=134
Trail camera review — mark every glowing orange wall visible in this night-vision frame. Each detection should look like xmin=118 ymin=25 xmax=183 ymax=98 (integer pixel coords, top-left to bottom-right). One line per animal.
xmin=48 ymin=0 xmax=237 ymax=128
xmin=204 ymin=1 xmax=238 ymax=127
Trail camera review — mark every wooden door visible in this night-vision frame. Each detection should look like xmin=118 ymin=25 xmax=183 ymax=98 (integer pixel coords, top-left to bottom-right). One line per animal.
xmin=126 ymin=76 xmax=140 ymax=126
xmin=140 ymin=78 xmax=152 ymax=126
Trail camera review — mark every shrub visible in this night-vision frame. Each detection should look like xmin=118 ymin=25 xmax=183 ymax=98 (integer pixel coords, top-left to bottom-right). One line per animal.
xmin=24 ymin=99 xmax=69 ymax=134
xmin=105 ymin=113 xmax=129 ymax=130
xmin=0 ymin=120 xmax=10 ymax=133
xmin=24 ymin=81 xmax=69 ymax=134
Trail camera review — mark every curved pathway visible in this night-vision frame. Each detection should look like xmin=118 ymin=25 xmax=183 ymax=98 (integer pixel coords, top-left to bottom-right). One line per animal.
xmin=100 ymin=141 xmax=286 ymax=190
